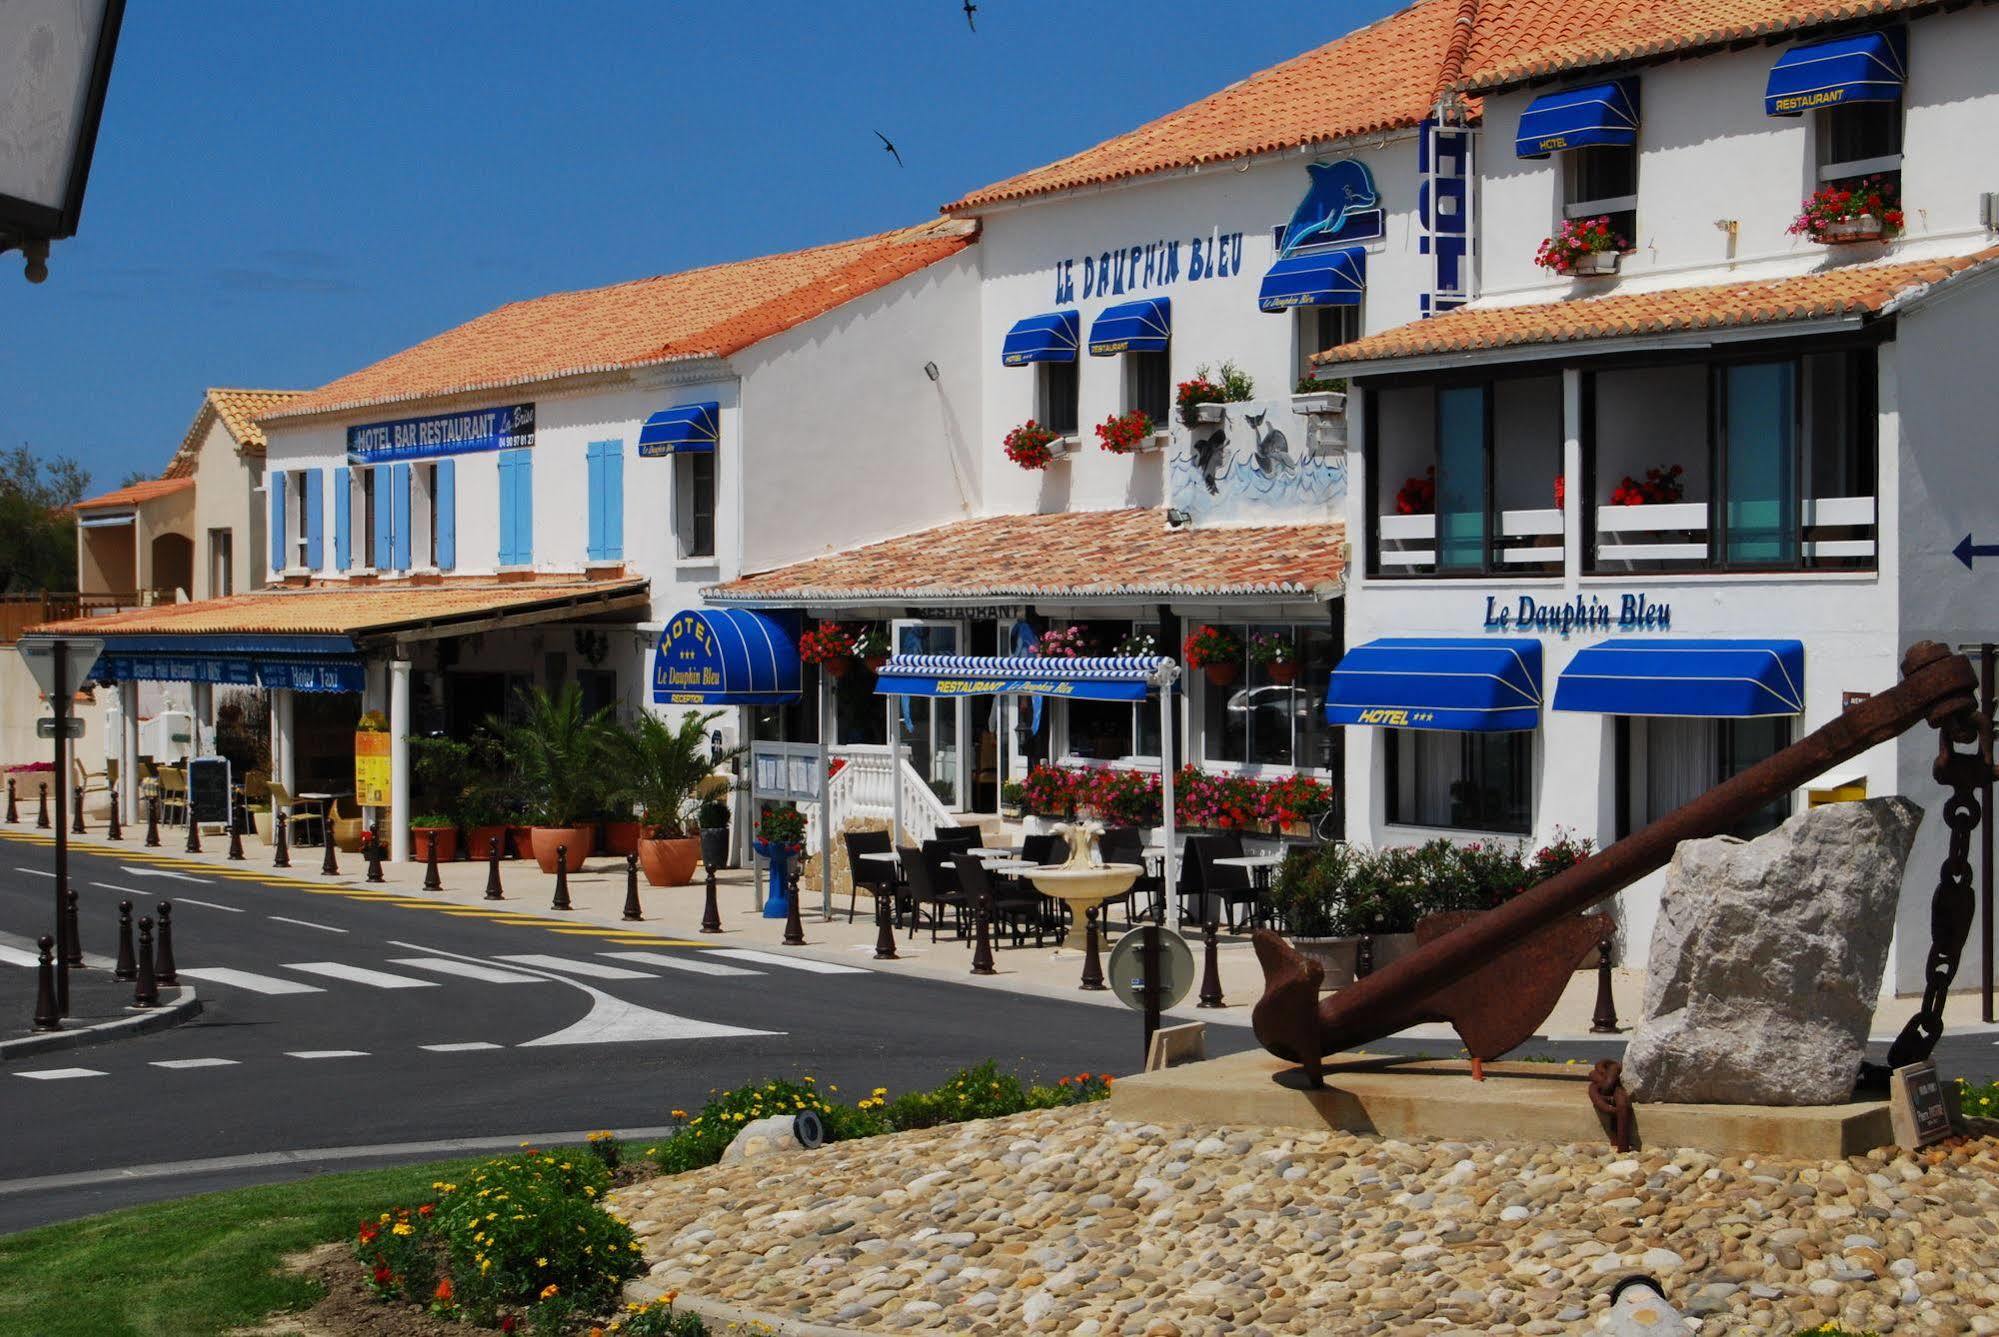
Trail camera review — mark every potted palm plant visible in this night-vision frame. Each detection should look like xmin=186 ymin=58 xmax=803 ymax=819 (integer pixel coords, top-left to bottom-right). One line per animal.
xmin=491 ymin=684 xmax=614 ymax=873
xmin=608 ymin=708 xmax=733 ymax=887
xmin=407 ymin=734 xmax=471 ymax=863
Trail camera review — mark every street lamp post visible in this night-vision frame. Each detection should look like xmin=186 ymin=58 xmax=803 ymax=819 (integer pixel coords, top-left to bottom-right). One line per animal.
xmin=0 ymin=0 xmax=126 ymax=283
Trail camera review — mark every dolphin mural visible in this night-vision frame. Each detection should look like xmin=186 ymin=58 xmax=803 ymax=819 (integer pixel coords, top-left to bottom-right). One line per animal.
xmin=1279 ymin=159 xmax=1380 ymax=258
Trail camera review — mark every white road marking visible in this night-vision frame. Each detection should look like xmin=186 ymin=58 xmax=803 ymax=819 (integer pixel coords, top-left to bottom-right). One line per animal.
xmin=286 ymin=1050 xmax=368 ymax=1060
xmin=173 ymin=897 xmax=242 ymax=914
xmin=599 ymin=950 xmax=760 ymax=977
xmin=118 ymin=866 xmax=209 ymax=883
xmin=15 ymin=1068 xmax=105 ymax=1080
xmin=389 ymin=957 xmax=545 ymax=985
xmin=419 ymin=1041 xmax=503 ymax=1053
xmin=703 ymin=948 xmax=870 ymax=975
xmin=176 ymin=967 xmax=325 ymax=995
xmin=494 ymin=954 xmax=657 ymax=980
xmin=150 ymin=1058 xmax=239 ymax=1070
xmin=90 ymin=882 xmax=149 ymax=896
xmin=0 ymin=945 xmax=41 ymax=968
xmin=282 ymin=962 xmax=437 ymax=990
xmin=269 ymin=915 xmax=345 ymax=934
xmin=12 ymin=867 xmax=53 ymax=878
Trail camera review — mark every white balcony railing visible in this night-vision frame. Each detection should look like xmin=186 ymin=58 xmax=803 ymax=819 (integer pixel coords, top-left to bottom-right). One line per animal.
xmin=1377 ymin=508 xmax=1565 ymax=571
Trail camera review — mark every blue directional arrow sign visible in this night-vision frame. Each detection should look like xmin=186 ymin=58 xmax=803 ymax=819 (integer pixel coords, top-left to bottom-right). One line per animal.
xmin=1954 ymin=535 xmax=1999 ymax=570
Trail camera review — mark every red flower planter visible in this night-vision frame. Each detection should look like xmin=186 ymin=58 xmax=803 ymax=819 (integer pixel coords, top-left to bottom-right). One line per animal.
xmin=1267 ymin=661 xmax=1298 ymax=686
xmin=411 ymin=826 xmax=458 ymax=864
xmin=1205 ymin=662 xmax=1239 ymax=688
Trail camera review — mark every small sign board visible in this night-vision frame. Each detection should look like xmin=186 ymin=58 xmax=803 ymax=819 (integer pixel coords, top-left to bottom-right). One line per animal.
xmin=186 ymin=756 xmax=233 ymax=828
xmin=35 ymin=717 xmax=84 ymax=740
xmin=355 ymin=730 xmax=391 ymax=807
xmin=1144 ymin=1021 xmax=1207 ymax=1072
xmin=1890 ymin=1060 xmax=1955 ymax=1149
xmin=17 ymin=637 xmax=106 ymax=699
xmin=1107 ymin=924 xmax=1194 ymax=1014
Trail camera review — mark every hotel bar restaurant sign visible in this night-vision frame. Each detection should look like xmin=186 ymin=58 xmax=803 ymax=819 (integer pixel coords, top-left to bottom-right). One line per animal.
xmin=348 ymin=403 xmax=536 ymax=464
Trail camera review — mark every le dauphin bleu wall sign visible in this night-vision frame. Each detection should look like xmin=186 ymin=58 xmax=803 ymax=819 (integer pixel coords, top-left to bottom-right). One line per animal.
xmin=1483 ymin=592 xmax=1673 ymax=636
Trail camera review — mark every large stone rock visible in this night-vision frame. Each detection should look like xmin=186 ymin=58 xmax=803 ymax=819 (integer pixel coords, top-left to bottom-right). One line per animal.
xmin=720 ymin=1113 xmax=823 ymax=1164
xmin=1625 ymin=796 xmax=1922 ymax=1106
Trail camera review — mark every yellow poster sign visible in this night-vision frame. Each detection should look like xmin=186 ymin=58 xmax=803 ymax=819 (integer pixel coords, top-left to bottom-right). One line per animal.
xmin=354 ymin=730 xmax=391 ymax=806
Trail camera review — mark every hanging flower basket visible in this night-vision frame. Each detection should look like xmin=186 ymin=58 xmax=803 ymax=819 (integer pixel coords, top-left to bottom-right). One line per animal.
xmin=1248 ymin=630 xmax=1298 ymax=685
xmin=799 ymin=623 xmax=859 ymax=677
xmin=851 ymin=626 xmax=890 ymax=673
xmin=1791 ymin=177 xmax=1903 ymax=246
xmin=1183 ymin=625 xmax=1243 ymax=688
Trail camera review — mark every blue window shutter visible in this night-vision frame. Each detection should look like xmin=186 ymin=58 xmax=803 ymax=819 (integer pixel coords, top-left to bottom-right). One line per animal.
xmin=302 ymin=469 xmax=324 ymax=571
xmin=586 ymin=442 xmax=606 ymax=561
xmin=514 ymin=451 xmax=534 ymax=564
xmin=434 ymin=459 xmax=456 ymax=570
xmin=604 ymin=443 xmax=623 ymax=560
xmin=268 ymin=472 xmax=286 ymax=572
xmin=373 ymin=466 xmax=394 ymax=570
xmin=333 ymin=467 xmax=350 ymax=571
xmin=498 ymin=452 xmax=517 ymax=564
xmin=391 ymin=462 xmax=412 ymax=570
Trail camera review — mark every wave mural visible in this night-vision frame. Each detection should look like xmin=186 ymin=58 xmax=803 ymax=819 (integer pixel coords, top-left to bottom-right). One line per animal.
xmin=1168 ymin=401 xmax=1347 ymax=525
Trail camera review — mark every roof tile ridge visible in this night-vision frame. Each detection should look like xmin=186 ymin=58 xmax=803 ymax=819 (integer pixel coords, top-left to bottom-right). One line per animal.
xmin=1431 ymin=0 xmax=1479 ymax=108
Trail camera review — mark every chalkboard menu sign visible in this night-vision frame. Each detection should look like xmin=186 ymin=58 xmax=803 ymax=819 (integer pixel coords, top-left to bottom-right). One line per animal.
xmin=187 ymin=756 xmax=233 ymax=828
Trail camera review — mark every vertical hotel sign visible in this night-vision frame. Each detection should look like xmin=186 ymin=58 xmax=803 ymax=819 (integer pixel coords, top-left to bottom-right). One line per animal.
xmin=348 ymin=404 xmax=536 ymax=464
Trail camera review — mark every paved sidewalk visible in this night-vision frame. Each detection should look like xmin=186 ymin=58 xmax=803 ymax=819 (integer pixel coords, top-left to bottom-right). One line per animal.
xmin=7 ymin=817 xmax=1994 ymax=1043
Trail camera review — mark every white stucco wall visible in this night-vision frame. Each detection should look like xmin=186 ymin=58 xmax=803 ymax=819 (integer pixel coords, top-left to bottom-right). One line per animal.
xmin=189 ymin=413 xmax=265 ymax=600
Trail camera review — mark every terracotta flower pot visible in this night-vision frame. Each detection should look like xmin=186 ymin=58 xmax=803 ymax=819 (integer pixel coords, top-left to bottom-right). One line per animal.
xmin=507 ymin=825 xmax=535 ymax=860
xmin=411 ymin=826 xmax=458 ymax=864
xmin=1204 ymin=662 xmax=1239 ymax=688
xmin=638 ymin=835 xmax=701 ymax=887
xmin=823 ymin=657 xmax=851 ymax=680
xmin=529 ymin=826 xmax=592 ymax=873
xmin=1266 ymin=660 xmax=1298 ymax=685
xmin=602 ymin=820 xmax=644 ymax=856
xmin=864 ymin=656 xmax=888 ymax=672
xmin=466 ymin=824 xmax=510 ymax=861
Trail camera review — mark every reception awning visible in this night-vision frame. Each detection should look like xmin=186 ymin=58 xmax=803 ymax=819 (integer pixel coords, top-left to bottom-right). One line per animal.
xmin=1088 ymin=298 xmax=1171 ymax=355
xmin=1258 ymin=246 xmax=1366 ymax=312
xmin=1552 ymin=639 xmax=1804 ymax=717
xmin=652 ymin=608 xmax=801 ymax=706
xmin=1515 ymin=80 xmax=1640 ymax=158
xmin=1001 ymin=310 xmax=1079 ymax=366
xmin=1765 ymin=31 xmax=1906 ymax=116
xmin=637 ymin=401 xmax=719 ymax=457
xmin=874 ymin=654 xmax=1175 ymax=702
xmin=1326 ymin=638 xmax=1543 ymax=732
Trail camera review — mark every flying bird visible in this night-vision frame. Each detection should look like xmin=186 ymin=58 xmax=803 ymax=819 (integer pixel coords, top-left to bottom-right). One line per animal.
xmin=875 ymin=130 xmax=903 ymax=167
xmin=963 ymin=0 xmax=977 ymax=32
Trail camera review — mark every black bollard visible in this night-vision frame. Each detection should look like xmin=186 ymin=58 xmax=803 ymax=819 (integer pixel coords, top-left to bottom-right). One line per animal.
xmin=622 ymin=852 xmax=642 ymax=921
xmin=106 ymin=788 xmax=122 ymax=841
xmin=71 ymin=784 xmax=86 ymax=836
xmin=551 ymin=847 xmax=572 ymax=910
xmin=700 ymin=865 xmax=722 ymax=933
xmin=1197 ymin=917 xmax=1225 ymax=1008
xmin=155 ymin=901 xmax=178 ymax=985
xmin=319 ymin=828 xmax=338 ymax=877
xmin=969 ymin=891 xmax=995 ymax=975
xmin=782 ymin=855 xmax=806 ymax=946
xmin=184 ymin=807 xmax=201 ymax=854
xmin=113 ymin=901 xmax=136 ymax=981
xmin=144 ymin=795 xmax=160 ymax=848
xmin=36 ymin=782 xmax=49 ymax=829
xmin=5 ymin=776 xmax=16 ymax=823
xmin=483 ymin=836 xmax=504 ymax=899
xmin=273 ymin=808 xmax=291 ymax=867
xmin=132 ymin=917 xmax=158 ymax=1008
xmin=421 ymin=830 xmax=442 ymax=891
xmin=32 ymin=936 xmax=59 ymax=1031
xmin=365 ymin=825 xmax=385 ymax=883
xmin=226 ymin=806 xmax=245 ymax=861
xmin=1590 ymin=935 xmax=1621 ymax=1034
xmin=61 ymin=889 xmax=83 ymax=969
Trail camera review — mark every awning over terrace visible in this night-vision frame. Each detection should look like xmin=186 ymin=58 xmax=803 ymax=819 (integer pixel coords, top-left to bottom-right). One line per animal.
xmin=872 ymin=654 xmax=1176 ymax=702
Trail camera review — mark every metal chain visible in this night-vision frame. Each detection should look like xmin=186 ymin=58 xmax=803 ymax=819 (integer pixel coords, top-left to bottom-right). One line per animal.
xmin=1883 ymin=728 xmax=1987 ymax=1071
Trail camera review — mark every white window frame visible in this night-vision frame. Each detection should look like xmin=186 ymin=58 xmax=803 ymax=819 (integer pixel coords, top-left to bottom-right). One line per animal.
xmin=287 ymin=473 xmax=309 ymax=571
xmin=409 ymin=462 xmax=437 ymax=571
xmin=1192 ymin=618 xmax=1337 ymax=779
xmin=673 ymin=451 xmax=717 ymax=563
xmin=1296 ymin=304 xmax=1361 ymax=383
xmin=1815 ymin=101 xmax=1904 ymax=184
xmin=1561 ymin=144 xmax=1638 ymax=223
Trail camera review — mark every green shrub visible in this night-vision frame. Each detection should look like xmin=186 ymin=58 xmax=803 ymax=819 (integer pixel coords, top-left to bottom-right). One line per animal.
xmin=584 ymin=1130 xmax=624 ymax=1173
xmin=608 ymin=1293 xmax=707 ymax=1334
xmin=431 ymin=1149 xmax=638 ymax=1322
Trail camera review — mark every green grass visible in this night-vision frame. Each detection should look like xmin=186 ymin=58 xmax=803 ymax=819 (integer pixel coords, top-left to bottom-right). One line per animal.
xmin=0 ymin=1157 xmax=480 ymax=1337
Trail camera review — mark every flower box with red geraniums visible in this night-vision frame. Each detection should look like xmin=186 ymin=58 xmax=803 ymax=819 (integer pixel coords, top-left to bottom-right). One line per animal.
xmin=1176 ymin=378 xmax=1225 ymax=428
xmin=1536 ymin=216 xmax=1626 ymax=277
xmin=1790 ymin=176 xmax=1903 ymax=245
xmin=1292 ymin=374 xmax=1349 ymax=417
xmin=1247 ymin=631 xmax=1298 ymax=685
xmin=1095 ymin=409 xmax=1160 ymax=455
xmin=1032 ymin=625 xmax=1090 ymax=659
xmin=1396 ymin=466 xmax=1436 ymax=516
xmin=1003 ymin=420 xmax=1067 ymax=471
xmin=1609 ymin=465 xmax=1685 ymax=507
xmin=1182 ymin=625 xmax=1244 ymax=687
xmin=1260 ymin=773 xmax=1334 ymax=833
xmin=798 ymin=624 xmax=858 ymax=677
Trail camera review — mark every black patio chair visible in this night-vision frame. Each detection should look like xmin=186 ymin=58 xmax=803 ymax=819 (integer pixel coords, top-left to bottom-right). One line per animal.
xmin=843 ymin=829 xmax=896 ymax=924
xmin=955 ymin=853 xmax=1052 ymax=948
xmin=1188 ymin=831 xmax=1262 ymax=931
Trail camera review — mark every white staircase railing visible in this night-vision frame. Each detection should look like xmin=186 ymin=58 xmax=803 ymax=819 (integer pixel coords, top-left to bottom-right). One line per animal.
xmin=803 ymin=744 xmax=952 ymax=848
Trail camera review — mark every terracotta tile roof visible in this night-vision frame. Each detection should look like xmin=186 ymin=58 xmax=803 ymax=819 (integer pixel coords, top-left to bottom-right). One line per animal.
xmin=163 ymin=388 xmax=304 ymax=478
xmin=72 ymin=476 xmax=195 ymax=512
xmin=1461 ymin=0 xmax=1925 ymax=92
xmin=267 ymin=222 xmax=977 ymax=423
xmin=1316 ymin=247 xmax=1999 ymax=367
xmin=26 ymin=578 xmax=648 ymax=640
xmin=942 ymin=0 xmax=1481 ymax=213
xmin=708 ymin=509 xmax=1346 ymax=603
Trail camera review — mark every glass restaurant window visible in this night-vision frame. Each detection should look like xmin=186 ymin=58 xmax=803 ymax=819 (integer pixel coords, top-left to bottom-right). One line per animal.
xmin=1066 ymin=623 xmax=1163 ymax=762
xmin=1200 ymin=624 xmax=1337 ymax=772
xmin=1385 ymin=729 xmax=1533 ymax=834
xmin=1564 ymin=144 xmax=1637 ymax=245
xmin=1297 ymin=304 xmax=1360 ymax=384
xmin=1126 ymin=350 xmax=1170 ymax=427
xmin=1039 ymin=359 xmax=1080 ymax=437
xmin=675 ymin=452 xmax=716 ymax=560
xmin=1619 ymin=716 xmax=1791 ymax=841
xmin=1819 ymin=99 xmax=1902 ymax=184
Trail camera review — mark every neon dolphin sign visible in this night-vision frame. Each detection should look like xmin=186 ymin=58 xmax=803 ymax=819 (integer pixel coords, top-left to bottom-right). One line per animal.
xmin=1278 ymin=159 xmax=1381 ymax=258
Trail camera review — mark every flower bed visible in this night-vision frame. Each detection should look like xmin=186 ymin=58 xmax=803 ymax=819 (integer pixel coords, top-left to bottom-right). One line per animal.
xmin=1017 ymin=761 xmax=1333 ymax=832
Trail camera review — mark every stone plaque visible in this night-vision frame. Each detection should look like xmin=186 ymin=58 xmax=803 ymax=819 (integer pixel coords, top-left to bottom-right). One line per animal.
xmin=1889 ymin=1060 xmax=1954 ymax=1149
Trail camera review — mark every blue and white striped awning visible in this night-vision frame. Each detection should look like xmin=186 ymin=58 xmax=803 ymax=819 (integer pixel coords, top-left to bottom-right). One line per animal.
xmin=652 ymin=608 xmax=802 ymax=706
xmin=1515 ymin=80 xmax=1640 ymax=158
xmin=874 ymin=654 xmax=1175 ymax=702
xmin=1326 ymin=638 xmax=1543 ymax=732
xmin=1001 ymin=310 xmax=1080 ymax=366
xmin=637 ymin=401 xmax=719 ymax=457
xmin=1258 ymin=246 xmax=1366 ymax=312
xmin=1553 ymin=639 xmax=1805 ymax=717
xmin=1087 ymin=298 xmax=1171 ymax=355
xmin=1765 ymin=31 xmax=1906 ymax=116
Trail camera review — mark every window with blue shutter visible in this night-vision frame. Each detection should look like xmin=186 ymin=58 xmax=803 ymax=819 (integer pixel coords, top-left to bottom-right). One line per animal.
xmin=372 ymin=465 xmax=395 ymax=570
xmin=302 ymin=469 xmax=324 ymax=571
xmin=586 ymin=439 xmax=623 ymax=560
xmin=498 ymin=448 xmax=534 ymax=565
xmin=333 ymin=467 xmax=350 ymax=570
xmin=268 ymin=471 xmax=287 ymax=572
xmin=434 ymin=459 xmax=456 ymax=570
xmin=390 ymin=462 xmax=412 ymax=571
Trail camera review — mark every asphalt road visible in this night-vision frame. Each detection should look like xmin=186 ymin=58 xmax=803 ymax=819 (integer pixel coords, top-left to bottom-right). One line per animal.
xmin=0 ymin=832 xmax=1252 ymax=1233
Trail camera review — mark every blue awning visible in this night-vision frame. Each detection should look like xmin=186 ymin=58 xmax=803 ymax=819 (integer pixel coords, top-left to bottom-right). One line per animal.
xmin=1765 ymin=30 xmax=1906 ymax=116
xmin=637 ymin=401 xmax=719 ymax=457
xmin=1087 ymin=298 xmax=1171 ymax=355
xmin=1001 ymin=310 xmax=1079 ymax=366
xmin=1258 ymin=246 xmax=1366 ymax=312
xmin=81 ymin=633 xmax=366 ymax=694
xmin=653 ymin=609 xmax=802 ymax=706
xmin=874 ymin=655 xmax=1173 ymax=702
xmin=1515 ymin=80 xmax=1640 ymax=158
xmin=1553 ymin=639 xmax=1805 ymax=717
xmin=1326 ymin=638 xmax=1543 ymax=732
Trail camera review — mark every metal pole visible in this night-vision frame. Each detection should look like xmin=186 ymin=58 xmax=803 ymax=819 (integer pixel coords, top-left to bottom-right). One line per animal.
xmin=817 ymin=666 xmax=831 ymax=918
xmin=52 ymin=639 xmax=69 ymax=1017
xmin=889 ymin=696 xmax=903 ymax=846
xmin=1158 ymin=665 xmax=1178 ymax=922
xmin=1140 ymin=922 xmax=1162 ymax=1067
xmin=1983 ymin=643 xmax=1995 ymax=1025
xmin=996 ymin=692 xmax=1007 ymax=828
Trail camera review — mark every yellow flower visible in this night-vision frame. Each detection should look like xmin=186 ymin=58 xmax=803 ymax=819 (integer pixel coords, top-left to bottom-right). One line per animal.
xmin=802 ymin=1075 xmax=815 ymax=1083
xmin=536 ymin=1257 xmax=548 ymax=1267
xmin=671 ymin=1109 xmax=687 ymax=1119
xmin=391 ymin=1222 xmax=414 ymax=1237
xmin=480 ymin=1258 xmax=492 ymax=1275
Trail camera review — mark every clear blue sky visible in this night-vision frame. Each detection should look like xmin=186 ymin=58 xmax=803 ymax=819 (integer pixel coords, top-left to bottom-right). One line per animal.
xmin=3 ymin=1 xmax=1401 ymax=490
